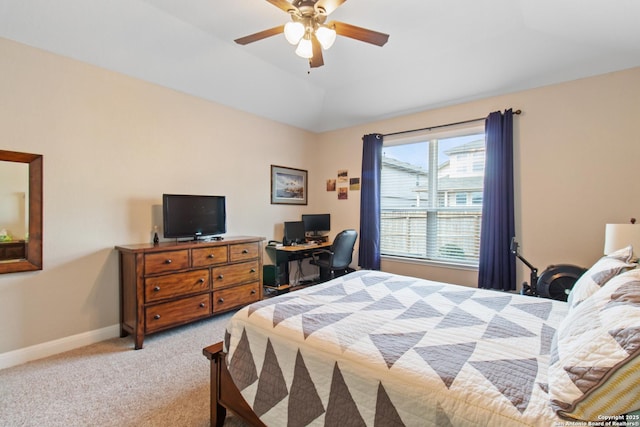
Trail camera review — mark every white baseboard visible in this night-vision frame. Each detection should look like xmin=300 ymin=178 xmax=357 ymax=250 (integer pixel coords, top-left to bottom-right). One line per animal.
xmin=0 ymin=324 xmax=120 ymax=370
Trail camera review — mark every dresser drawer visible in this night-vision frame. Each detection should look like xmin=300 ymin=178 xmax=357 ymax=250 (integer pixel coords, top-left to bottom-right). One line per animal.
xmin=145 ymin=250 xmax=189 ymax=275
xmin=145 ymin=269 xmax=210 ymax=303
xmin=213 ymin=282 xmax=260 ymax=312
xmin=145 ymin=294 xmax=211 ymax=333
xmin=192 ymin=245 xmax=228 ymax=267
xmin=229 ymin=242 xmax=260 ymax=262
xmin=212 ymin=260 xmax=260 ymax=289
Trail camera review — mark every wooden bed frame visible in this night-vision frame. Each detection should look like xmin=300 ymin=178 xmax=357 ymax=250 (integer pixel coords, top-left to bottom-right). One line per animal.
xmin=203 ymin=342 xmax=266 ymax=427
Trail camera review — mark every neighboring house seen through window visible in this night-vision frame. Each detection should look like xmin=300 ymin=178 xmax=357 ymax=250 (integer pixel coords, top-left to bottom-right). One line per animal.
xmin=381 ymin=125 xmax=485 ymax=266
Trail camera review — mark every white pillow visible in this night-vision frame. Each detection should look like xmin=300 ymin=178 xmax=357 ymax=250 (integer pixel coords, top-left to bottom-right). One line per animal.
xmin=549 ymin=267 xmax=640 ymax=420
xmin=566 ymin=245 xmax=636 ymax=309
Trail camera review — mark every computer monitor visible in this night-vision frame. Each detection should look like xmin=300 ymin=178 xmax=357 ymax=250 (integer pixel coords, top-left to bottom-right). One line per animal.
xmin=302 ymin=214 xmax=331 ymax=237
xmin=283 ymin=221 xmax=306 ymax=245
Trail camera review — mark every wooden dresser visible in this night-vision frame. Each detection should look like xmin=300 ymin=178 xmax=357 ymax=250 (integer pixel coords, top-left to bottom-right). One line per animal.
xmin=116 ymin=236 xmax=264 ymax=349
xmin=0 ymin=240 xmax=27 ymax=261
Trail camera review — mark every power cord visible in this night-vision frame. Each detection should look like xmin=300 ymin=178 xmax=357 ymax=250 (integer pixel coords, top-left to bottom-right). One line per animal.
xmin=294 ymin=259 xmax=304 ymax=286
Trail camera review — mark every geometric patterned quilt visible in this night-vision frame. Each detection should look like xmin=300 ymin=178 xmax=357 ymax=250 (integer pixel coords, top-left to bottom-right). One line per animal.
xmin=224 ymin=270 xmax=569 ymax=426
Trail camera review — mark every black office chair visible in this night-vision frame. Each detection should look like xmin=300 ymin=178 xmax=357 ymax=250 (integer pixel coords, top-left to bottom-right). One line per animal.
xmin=310 ymin=229 xmax=358 ymax=282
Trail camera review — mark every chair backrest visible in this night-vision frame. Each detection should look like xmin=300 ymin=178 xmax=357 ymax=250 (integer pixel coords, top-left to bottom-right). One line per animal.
xmin=330 ymin=229 xmax=358 ymax=269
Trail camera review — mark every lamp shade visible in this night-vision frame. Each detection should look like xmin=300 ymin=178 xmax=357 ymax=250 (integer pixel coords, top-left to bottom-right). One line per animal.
xmin=604 ymin=223 xmax=640 ymax=255
xmin=284 ymin=22 xmax=305 ymax=45
xmin=315 ymin=26 xmax=336 ymax=50
xmin=295 ymin=37 xmax=313 ymax=58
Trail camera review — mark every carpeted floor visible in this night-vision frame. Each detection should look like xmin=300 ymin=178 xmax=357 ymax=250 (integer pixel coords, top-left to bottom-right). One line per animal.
xmin=0 ymin=311 xmax=249 ymax=426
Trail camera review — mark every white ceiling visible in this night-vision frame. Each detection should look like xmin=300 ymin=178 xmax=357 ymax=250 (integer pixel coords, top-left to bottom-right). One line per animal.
xmin=2 ymin=0 xmax=640 ymax=133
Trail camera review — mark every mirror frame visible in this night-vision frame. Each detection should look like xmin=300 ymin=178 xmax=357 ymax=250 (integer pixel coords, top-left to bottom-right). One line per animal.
xmin=0 ymin=149 xmax=43 ymax=274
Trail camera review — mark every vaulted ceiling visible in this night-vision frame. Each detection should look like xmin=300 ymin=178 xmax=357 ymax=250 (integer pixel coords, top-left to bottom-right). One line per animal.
xmin=2 ymin=0 xmax=640 ymax=133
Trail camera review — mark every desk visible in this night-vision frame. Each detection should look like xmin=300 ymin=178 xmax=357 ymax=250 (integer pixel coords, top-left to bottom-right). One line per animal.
xmin=265 ymin=241 xmax=332 ymax=286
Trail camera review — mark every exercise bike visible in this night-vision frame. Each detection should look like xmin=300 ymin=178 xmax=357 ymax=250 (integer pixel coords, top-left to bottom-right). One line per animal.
xmin=510 ymin=237 xmax=586 ymax=301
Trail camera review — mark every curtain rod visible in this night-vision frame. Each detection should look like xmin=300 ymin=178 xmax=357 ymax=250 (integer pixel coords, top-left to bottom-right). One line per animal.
xmin=382 ymin=109 xmax=522 ymax=138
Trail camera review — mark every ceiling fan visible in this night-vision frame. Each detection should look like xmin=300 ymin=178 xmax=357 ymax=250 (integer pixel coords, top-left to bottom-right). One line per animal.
xmin=234 ymin=0 xmax=389 ymax=68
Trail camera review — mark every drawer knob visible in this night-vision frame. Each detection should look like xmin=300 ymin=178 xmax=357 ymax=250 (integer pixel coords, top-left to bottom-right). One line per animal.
xmin=153 ymin=314 xmax=161 ymax=320
xmin=217 ymin=274 xmax=224 ymax=280
xmin=250 ymin=268 xmax=256 ymax=273
xmin=251 ymin=289 xmax=256 ymax=295
xmin=198 ymin=278 xmax=205 ymax=283
xmin=199 ymin=302 xmax=206 ymax=308
xmin=208 ymin=254 xmax=215 ymax=259
xmin=218 ymin=298 xmax=224 ymax=303
xmin=242 ymin=249 xmax=249 ymax=254
xmin=153 ymin=286 xmax=161 ymax=292
xmin=164 ymin=259 xmax=172 ymax=264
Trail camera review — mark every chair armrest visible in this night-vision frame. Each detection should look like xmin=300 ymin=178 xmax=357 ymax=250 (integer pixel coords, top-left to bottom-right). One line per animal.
xmin=311 ymin=248 xmax=333 ymax=263
xmin=312 ymin=249 xmax=333 ymax=255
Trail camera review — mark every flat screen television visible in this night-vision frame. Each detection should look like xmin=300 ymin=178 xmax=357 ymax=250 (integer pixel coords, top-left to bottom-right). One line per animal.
xmin=302 ymin=214 xmax=331 ymax=237
xmin=283 ymin=221 xmax=306 ymax=246
xmin=162 ymin=194 xmax=226 ymax=240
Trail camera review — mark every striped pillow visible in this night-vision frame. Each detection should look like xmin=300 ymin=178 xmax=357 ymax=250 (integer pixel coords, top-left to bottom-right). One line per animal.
xmin=566 ymin=245 xmax=636 ymax=310
xmin=549 ymin=267 xmax=640 ymax=420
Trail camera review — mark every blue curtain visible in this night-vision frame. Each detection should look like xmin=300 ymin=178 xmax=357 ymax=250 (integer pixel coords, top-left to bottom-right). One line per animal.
xmin=358 ymin=133 xmax=383 ymax=270
xmin=478 ymin=109 xmax=516 ymax=291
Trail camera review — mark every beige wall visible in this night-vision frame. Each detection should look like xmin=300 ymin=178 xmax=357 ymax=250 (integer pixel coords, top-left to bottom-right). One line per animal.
xmin=0 ymin=38 xmax=317 ymax=354
xmin=2 ymin=35 xmax=640 ymax=358
xmin=314 ymin=67 xmax=640 ymax=288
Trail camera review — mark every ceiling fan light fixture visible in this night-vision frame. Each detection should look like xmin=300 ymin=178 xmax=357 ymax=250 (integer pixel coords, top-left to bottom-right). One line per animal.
xmin=295 ymin=37 xmax=313 ymax=59
xmin=315 ymin=26 xmax=336 ymax=50
xmin=284 ymin=21 xmax=305 ymax=45
xmin=235 ymin=0 xmax=390 ymax=68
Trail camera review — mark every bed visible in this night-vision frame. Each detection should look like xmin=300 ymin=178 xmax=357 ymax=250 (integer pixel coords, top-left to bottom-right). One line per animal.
xmin=203 ymin=253 xmax=640 ymax=426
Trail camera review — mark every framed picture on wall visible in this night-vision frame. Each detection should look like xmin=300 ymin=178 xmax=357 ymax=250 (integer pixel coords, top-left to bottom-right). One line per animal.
xmin=271 ymin=165 xmax=308 ymax=205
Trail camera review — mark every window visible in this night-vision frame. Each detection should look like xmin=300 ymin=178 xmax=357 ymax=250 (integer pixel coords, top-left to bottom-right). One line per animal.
xmin=471 ymin=192 xmax=483 ymax=205
xmin=381 ymin=126 xmax=485 ymax=266
xmin=472 ymin=152 xmax=484 ymax=173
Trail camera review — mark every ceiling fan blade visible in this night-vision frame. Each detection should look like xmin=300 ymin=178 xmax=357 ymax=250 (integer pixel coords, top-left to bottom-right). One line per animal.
xmin=265 ymin=0 xmax=298 ymax=14
xmin=234 ymin=25 xmax=285 ymax=45
xmin=310 ymin=36 xmax=324 ymax=68
xmin=315 ymin=0 xmax=347 ymax=16
xmin=330 ymin=21 xmax=389 ymax=46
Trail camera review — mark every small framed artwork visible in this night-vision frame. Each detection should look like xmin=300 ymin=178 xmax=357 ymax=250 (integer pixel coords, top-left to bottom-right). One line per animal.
xmin=338 ymin=187 xmax=348 ymax=200
xmin=349 ymin=177 xmax=360 ymax=191
xmin=271 ymin=165 xmax=308 ymax=205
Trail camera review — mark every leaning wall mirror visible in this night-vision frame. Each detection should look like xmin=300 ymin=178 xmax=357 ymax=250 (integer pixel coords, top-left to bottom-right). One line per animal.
xmin=0 ymin=149 xmax=43 ymax=274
